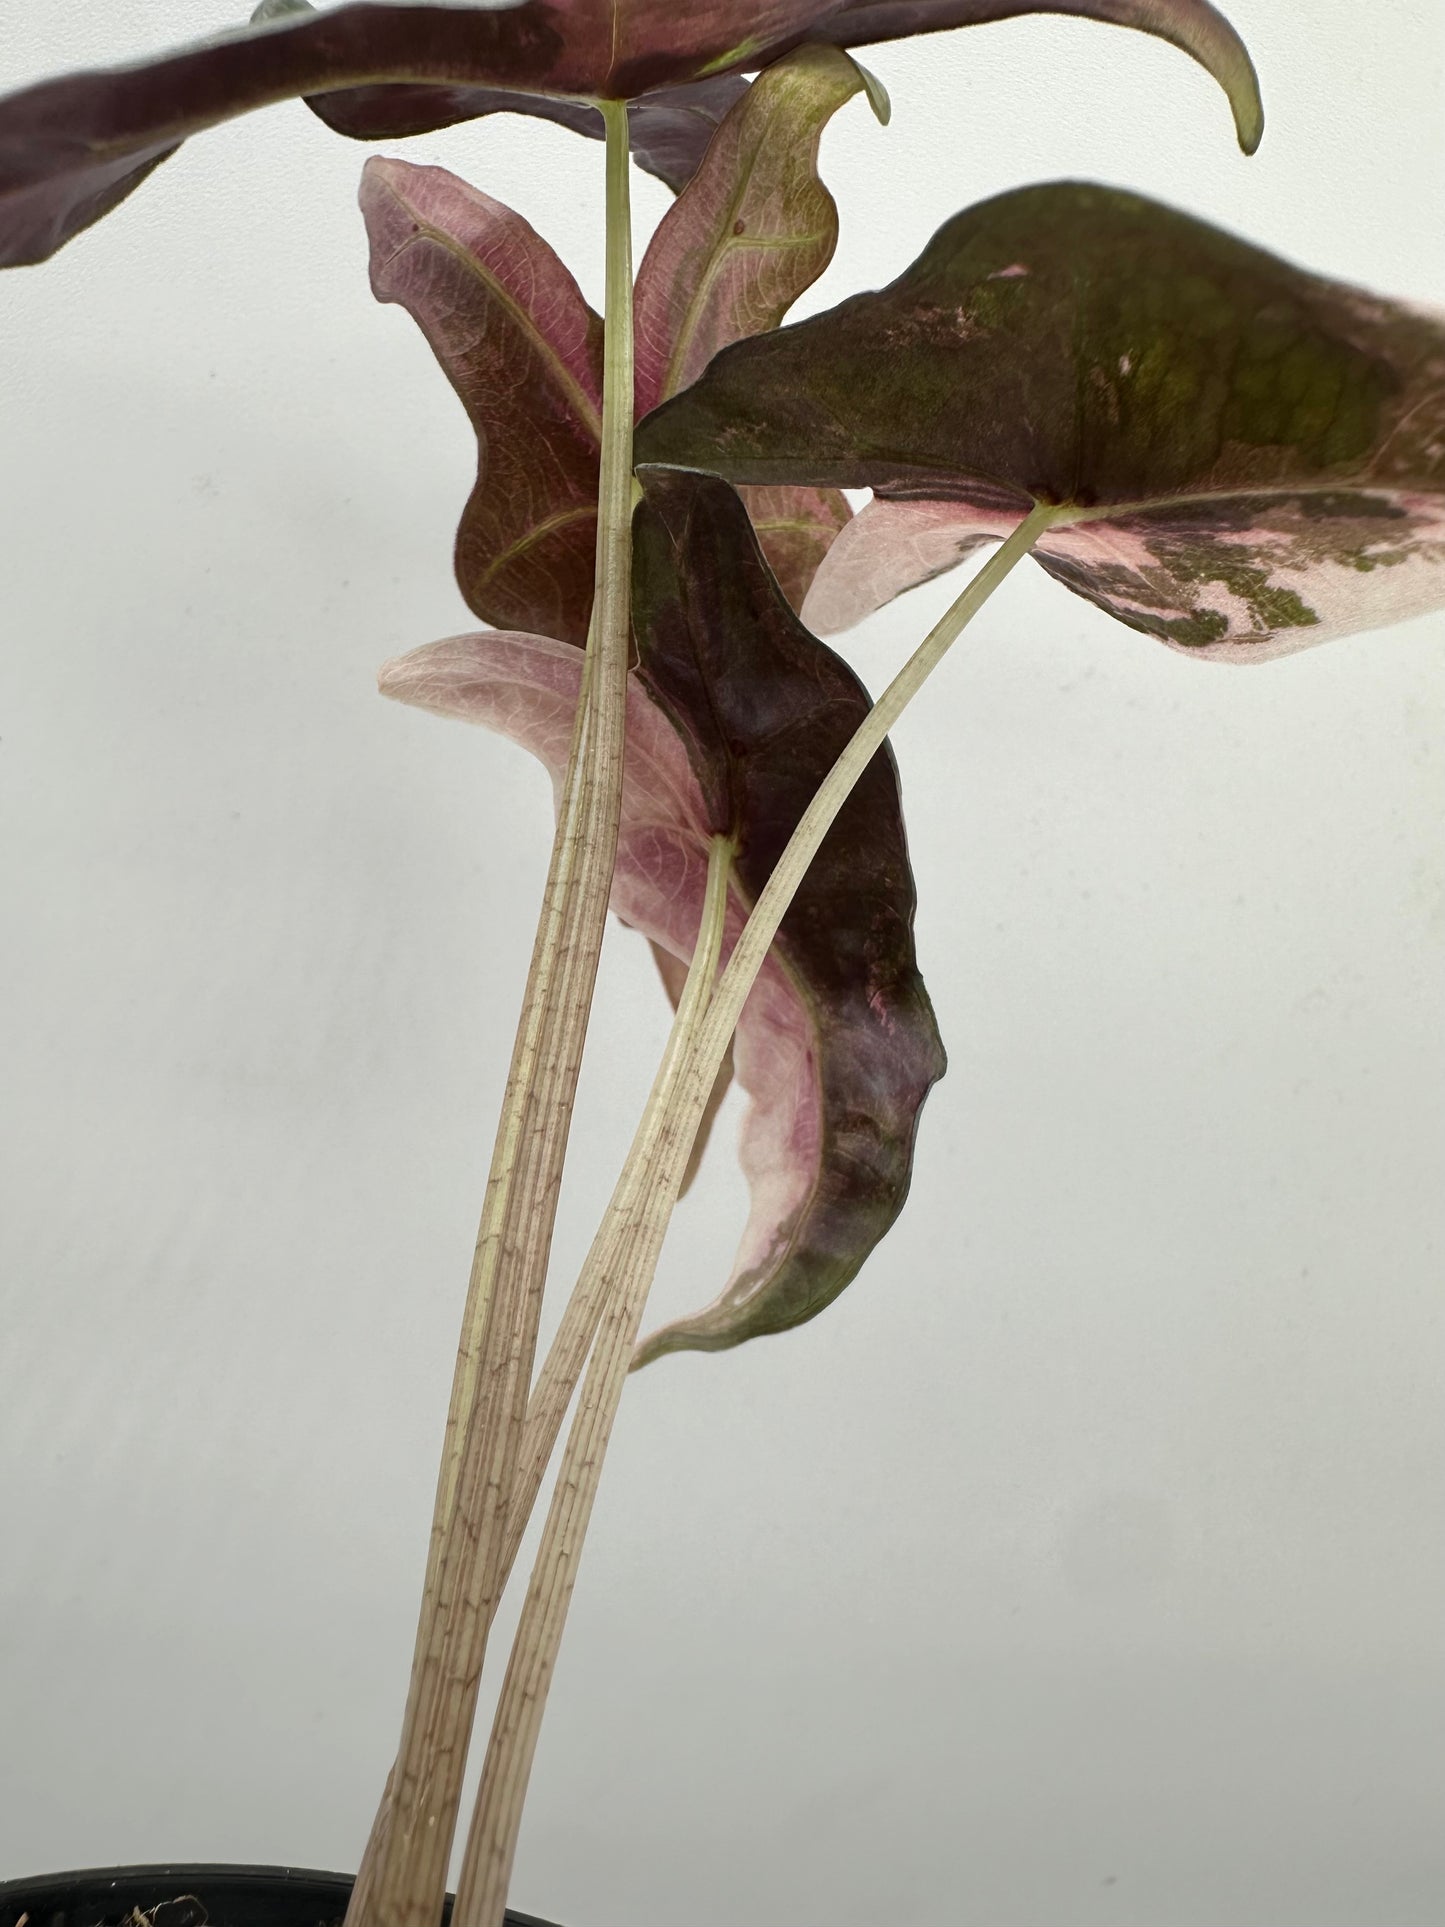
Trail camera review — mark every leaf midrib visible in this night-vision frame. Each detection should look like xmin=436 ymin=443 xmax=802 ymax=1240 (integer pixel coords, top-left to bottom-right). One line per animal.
xmin=381 ymin=192 xmax=604 ymax=443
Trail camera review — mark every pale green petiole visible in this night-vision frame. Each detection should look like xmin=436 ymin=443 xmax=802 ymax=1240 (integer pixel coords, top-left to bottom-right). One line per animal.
xmin=344 ymin=97 xmax=637 ymax=1927
xmin=455 ymin=832 xmax=737 ymax=1927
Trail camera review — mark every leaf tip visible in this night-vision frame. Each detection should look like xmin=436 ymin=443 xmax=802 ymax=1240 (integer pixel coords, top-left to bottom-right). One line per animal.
xmin=375 ymin=649 xmax=416 ymax=703
xmin=853 ymin=58 xmax=891 ymax=127
xmin=1234 ymin=78 xmax=1264 ymax=155
xmin=1209 ymin=14 xmax=1264 ymax=153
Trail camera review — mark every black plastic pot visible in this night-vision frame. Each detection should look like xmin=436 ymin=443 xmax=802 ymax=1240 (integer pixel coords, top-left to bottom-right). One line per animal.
xmin=0 ymin=1866 xmax=562 ymax=1927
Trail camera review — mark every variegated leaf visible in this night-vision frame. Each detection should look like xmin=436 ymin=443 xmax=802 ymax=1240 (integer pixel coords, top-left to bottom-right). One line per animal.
xmin=628 ymin=466 xmax=945 ymax=1362
xmin=638 ymin=182 xmax=1445 ymax=662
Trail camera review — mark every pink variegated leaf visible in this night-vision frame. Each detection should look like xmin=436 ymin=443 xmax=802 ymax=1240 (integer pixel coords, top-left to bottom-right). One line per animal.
xmin=803 ymin=490 xmax=1445 ymax=660
xmin=376 ymin=631 xmax=874 ymax=1357
xmin=360 ymin=157 xmax=603 ymax=647
xmin=640 ymin=182 xmax=1445 ymax=662
xmin=802 ymin=494 xmax=1017 ymax=633
xmin=2 ymin=4 xmax=1259 ymax=267
xmin=379 ymin=467 xmax=944 ymax=1362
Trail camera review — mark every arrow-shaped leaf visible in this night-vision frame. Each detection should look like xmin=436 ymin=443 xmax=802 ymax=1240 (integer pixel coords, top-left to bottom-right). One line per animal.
xmin=638 ymin=181 xmax=1445 ymax=661
xmin=361 ymin=157 xmax=604 ymax=647
xmin=378 ymin=468 xmax=944 ymax=1362
xmin=1 ymin=1 xmax=1259 ymax=268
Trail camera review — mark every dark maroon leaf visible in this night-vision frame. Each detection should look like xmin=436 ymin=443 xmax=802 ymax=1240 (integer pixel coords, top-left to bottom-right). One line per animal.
xmin=0 ymin=141 xmax=179 ymax=271
xmin=624 ymin=76 xmax=756 ymax=193
xmin=1 ymin=6 xmax=550 ymax=268
xmin=638 ymin=181 xmax=1445 ymax=661
xmin=1 ymin=1 xmax=1259 ymax=268
xmin=627 ymin=465 xmax=946 ymax=1361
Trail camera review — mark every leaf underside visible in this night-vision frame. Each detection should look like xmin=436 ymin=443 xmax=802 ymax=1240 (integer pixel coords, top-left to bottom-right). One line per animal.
xmin=637 ymin=181 xmax=1445 ymax=661
xmin=0 ymin=1 xmax=1260 ymax=266
xmin=361 ymin=157 xmax=605 ymax=646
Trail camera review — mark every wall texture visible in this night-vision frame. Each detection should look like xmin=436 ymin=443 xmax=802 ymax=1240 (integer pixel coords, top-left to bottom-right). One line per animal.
xmin=1 ymin=5 xmax=1442 ymax=1924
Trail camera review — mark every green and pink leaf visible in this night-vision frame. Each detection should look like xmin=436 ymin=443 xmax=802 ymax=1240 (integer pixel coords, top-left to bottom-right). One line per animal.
xmin=639 ymin=182 xmax=1445 ymax=660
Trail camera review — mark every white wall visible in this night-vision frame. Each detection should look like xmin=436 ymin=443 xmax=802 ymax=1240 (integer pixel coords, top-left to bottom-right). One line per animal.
xmin=1 ymin=5 xmax=1442 ymax=1924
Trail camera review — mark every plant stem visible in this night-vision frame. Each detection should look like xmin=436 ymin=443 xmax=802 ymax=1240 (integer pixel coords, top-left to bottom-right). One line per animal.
xmin=454 ymin=833 xmax=736 ymax=1927
xmin=453 ymin=507 xmax=1056 ymax=1927
xmin=345 ymin=98 xmax=637 ymax=1927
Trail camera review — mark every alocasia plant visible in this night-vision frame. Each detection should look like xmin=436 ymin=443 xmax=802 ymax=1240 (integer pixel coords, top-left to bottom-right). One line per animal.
xmin=2 ymin=4 xmax=1440 ymax=1927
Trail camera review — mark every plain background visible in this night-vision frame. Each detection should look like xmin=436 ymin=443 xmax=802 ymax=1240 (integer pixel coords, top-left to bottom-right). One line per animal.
xmin=1 ymin=3 xmax=1442 ymax=1923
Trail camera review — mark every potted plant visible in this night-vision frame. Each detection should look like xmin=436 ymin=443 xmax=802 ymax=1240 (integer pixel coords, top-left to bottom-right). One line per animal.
xmin=1 ymin=3 xmax=1440 ymax=1922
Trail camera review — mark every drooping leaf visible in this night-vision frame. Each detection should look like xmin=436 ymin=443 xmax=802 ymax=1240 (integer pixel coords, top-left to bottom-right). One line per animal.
xmin=638 ymin=181 xmax=1445 ymax=661
xmin=811 ymin=0 xmax=1261 ymax=151
xmin=627 ymin=466 xmax=946 ymax=1362
xmin=1 ymin=1 xmax=1259 ymax=267
xmin=360 ymin=157 xmax=603 ymax=647
xmin=377 ymin=468 xmax=945 ymax=1362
